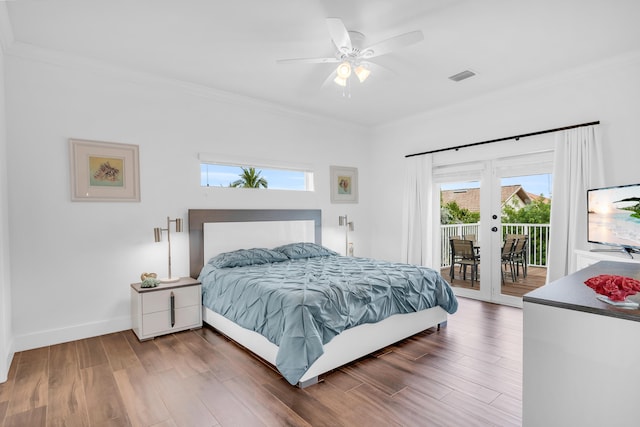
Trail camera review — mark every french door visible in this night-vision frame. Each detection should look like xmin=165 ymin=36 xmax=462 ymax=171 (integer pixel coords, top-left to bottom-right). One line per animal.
xmin=433 ymin=141 xmax=554 ymax=306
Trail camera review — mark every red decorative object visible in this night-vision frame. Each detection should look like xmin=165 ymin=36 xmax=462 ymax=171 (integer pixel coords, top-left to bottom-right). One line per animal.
xmin=584 ymin=274 xmax=640 ymax=301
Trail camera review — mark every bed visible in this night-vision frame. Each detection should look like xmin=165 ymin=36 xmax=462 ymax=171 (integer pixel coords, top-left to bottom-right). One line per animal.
xmin=188 ymin=209 xmax=458 ymax=387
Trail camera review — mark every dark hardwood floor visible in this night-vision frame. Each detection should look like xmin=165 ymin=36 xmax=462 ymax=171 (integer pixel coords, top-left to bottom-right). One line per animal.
xmin=442 ymin=265 xmax=547 ymax=298
xmin=0 ymin=297 xmax=523 ymax=426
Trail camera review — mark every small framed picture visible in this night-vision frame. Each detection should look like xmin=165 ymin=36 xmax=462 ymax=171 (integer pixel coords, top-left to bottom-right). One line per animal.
xmin=330 ymin=166 xmax=358 ymax=203
xmin=69 ymin=138 xmax=140 ymax=202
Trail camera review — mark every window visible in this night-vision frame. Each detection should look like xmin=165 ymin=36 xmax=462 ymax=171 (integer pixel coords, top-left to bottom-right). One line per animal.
xmin=199 ymin=155 xmax=314 ymax=191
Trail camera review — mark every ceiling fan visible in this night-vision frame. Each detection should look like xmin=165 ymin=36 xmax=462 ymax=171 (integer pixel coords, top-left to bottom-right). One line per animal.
xmin=277 ymin=18 xmax=424 ymax=90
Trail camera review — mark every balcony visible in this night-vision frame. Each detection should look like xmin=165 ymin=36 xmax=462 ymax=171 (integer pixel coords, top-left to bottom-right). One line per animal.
xmin=440 ymin=223 xmax=550 ymax=298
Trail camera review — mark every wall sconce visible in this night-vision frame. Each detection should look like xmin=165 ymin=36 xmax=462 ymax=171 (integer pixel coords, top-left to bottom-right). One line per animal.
xmin=338 ymin=214 xmax=354 ymax=256
xmin=154 ymin=216 xmax=183 ymax=282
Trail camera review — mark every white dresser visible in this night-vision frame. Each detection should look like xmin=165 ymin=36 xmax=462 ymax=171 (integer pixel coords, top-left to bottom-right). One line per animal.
xmin=523 ymin=261 xmax=640 ymax=427
xmin=131 ymin=277 xmax=202 ymax=340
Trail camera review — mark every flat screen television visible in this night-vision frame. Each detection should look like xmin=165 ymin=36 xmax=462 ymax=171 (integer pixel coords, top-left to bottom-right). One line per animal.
xmin=587 ymin=183 xmax=640 ymax=255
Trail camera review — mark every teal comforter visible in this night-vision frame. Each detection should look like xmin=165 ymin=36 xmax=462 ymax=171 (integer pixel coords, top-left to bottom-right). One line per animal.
xmin=199 ymin=255 xmax=458 ymax=384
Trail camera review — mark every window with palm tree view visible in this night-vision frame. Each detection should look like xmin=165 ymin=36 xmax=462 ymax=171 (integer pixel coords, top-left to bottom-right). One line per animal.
xmin=200 ymin=163 xmax=313 ymax=191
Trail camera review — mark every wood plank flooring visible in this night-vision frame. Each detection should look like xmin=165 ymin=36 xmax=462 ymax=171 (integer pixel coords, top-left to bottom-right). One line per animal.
xmin=0 ymin=297 xmax=523 ymax=426
xmin=442 ymin=265 xmax=547 ymax=298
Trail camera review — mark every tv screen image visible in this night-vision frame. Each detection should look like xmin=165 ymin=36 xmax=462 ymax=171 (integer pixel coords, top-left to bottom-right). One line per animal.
xmin=588 ymin=183 xmax=640 ymax=252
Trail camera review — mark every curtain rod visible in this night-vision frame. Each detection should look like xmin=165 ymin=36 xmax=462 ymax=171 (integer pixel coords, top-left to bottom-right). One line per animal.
xmin=404 ymin=120 xmax=600 ymax=158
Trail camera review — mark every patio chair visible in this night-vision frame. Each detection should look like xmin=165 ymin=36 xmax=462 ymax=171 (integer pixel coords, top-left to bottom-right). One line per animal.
xmin=450 ymin=239 xmax=480 ymax=286
xmin=511 ymin=235 xmax=529 ymax=278
xmin=463 ymin=234 xmax=479 ymax=256
xmin=501 ymin=237 xmax=518 ymax=283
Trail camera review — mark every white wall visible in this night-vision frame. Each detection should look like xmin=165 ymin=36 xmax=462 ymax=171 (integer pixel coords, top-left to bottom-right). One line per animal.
xmin=5 ymin=54 xmax=373 ymax=351
xmin=369 ymin=51 xmax=640 ymax=262
xmin=0 ymin=36 xmax=14 ymax=382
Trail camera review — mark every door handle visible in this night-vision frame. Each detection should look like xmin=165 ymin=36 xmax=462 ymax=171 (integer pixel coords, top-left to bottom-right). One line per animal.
xmin=491 ymin=227 xmax=498 ymax=232
xmin=170 ymin=291 xmax=175 ymax=327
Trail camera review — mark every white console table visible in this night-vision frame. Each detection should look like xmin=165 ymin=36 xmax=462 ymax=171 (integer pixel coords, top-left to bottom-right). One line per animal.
xmin=523 ymin=261 xmax=640 ymax=427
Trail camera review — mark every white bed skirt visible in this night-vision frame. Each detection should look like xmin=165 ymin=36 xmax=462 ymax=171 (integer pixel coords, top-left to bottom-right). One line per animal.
xmin=203 ymin=305 xmax=448 ymax=386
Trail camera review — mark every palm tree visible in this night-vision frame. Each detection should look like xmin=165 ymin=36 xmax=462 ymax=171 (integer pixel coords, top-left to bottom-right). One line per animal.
xmin=230 ymin=167 xmax=268 ymax=188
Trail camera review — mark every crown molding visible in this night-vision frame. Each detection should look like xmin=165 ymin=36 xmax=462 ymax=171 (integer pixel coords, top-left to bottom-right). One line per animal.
xmin=4 ymin=40 xmax=367 ymax=133
xmin=380 ymin=48 xmax=640 ymax=130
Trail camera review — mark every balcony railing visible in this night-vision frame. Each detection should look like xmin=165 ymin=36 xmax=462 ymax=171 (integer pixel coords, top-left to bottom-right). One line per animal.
xmin=441 ymin=223 xmax=550 ymax=268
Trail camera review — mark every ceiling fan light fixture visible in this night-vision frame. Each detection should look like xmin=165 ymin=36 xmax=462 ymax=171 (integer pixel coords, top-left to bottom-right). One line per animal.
xmin=277 ymin=18 xmax=425 ymax=95
xmin=336 ymin=61 xmax=352 ymax=79
xmin=355 ymin=65 xmax=371 ymax=83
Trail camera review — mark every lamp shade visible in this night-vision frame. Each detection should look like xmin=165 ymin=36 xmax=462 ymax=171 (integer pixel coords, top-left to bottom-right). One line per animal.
xmin=355 ymin=65 xmax=371 ymax=83
xmin=154 ymin=227 xmax=162 ymax=242
xmin=336 ymin=61 xmax=351 ymax=79
xmin=333 ymin=75 xmax=347 ymax=87
xmin=175 ymin=218 xmax=183 ymax=233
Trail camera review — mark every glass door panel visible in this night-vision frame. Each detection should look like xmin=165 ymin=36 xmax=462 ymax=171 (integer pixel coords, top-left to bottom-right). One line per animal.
xmin=496 ymin=173 xmax=552 ymax=302
xmin=439 ymin=179 xmax=484 ymax=297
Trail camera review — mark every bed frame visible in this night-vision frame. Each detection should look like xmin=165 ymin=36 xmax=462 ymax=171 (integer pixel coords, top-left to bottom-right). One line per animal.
xmin=188 ymin=208 xmax=448 ymax=387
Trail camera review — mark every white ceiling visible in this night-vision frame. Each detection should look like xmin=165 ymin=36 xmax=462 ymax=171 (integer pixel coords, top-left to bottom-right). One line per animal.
xmin=4 ymin=0 xmax=640 ymax=127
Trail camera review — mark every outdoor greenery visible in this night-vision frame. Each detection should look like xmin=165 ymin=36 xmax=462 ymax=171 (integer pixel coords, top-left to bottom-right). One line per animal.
xmin=230 ymin=167 xmax=268 ymax=188
xmin=441 ymin=195 xmax=552 ymax=266
xmin=441 ymin=201 xmax=480 ymax=224
xmin=441 ymin=193 xmax=551 ymax=225
xmin=501 ymin=197 xmax=551 ymax=224
xmin=502 ymin=196 xmax=551 ymax=265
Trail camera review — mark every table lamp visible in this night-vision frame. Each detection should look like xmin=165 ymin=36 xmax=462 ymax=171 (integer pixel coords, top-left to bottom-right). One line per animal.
xmin=153 ymin=216 xmax=183 ymax=282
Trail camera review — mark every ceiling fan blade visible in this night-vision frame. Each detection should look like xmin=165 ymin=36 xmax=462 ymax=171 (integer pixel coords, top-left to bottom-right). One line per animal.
xmin=361 ymin=30 xmax=424 ymax=58
xmin=276 ymin=57 xmax=340 ymax=65
xmin=326 ymin=17 xmax=352 ymax=53
xmin=361 ymin=60 xmax=396 ymax=80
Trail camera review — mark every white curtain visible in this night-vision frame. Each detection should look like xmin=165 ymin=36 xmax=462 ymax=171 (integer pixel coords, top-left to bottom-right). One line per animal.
xmin=401 ymin=154 xmax=435 ymax=266
xmin=547 ymin=125 xmax=604 ymax=282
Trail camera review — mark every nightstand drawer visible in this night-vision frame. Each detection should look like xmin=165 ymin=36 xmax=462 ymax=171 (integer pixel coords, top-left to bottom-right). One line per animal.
xmin=142 ymin=305 xmax=201 ymax=336
xmin=142 ymin=286 xmax=200 ymax=314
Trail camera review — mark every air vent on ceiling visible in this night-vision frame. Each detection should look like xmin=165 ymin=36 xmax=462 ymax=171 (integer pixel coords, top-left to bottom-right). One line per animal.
xmin=448 ymin=70 xmax=476 ymax=82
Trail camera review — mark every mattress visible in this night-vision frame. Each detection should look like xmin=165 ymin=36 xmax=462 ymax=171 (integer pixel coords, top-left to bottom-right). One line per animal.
xmin=199 ymin=252 xmax=458 ymax=384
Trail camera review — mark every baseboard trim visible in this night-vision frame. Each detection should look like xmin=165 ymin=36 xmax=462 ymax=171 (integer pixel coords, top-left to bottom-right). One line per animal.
xmin=0 ymin=347 xmax=14 ymax=383
xmin=13 ymin=316 xmax=131 ymax=352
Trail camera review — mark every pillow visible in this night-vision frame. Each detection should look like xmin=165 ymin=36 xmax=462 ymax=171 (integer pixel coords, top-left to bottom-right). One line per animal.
xmin=207 ymin=248 xmax=288 ymax=268
xmin=273 ymin=242 xmax=338 ymax=259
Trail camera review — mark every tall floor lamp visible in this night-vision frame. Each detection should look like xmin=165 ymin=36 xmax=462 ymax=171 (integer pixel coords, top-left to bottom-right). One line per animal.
xmin=154 ymin=216 xmax=183 ymax=283
xmin=338 ymin=214 xmax=354 ymax=256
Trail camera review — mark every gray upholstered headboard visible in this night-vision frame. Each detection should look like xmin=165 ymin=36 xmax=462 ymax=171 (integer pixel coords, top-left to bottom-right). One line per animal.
xmin=188 ymin=209 xmax=322 ymax=278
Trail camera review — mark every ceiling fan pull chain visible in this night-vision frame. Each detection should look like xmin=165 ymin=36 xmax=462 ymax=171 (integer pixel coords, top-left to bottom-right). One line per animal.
xmin=342 ymin=76 xmax=352 ymax=98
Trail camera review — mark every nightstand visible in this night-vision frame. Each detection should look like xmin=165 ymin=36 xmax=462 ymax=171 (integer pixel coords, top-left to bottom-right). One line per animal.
xmin=131 ymin=276 xmax=202 ymax=340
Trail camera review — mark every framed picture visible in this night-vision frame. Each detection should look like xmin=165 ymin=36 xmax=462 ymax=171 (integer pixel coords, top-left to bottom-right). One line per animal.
xmin=69 ymin=138 xmax=140 ymax=202
xmin=330 ymin=166 xmax=358 ymax=203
